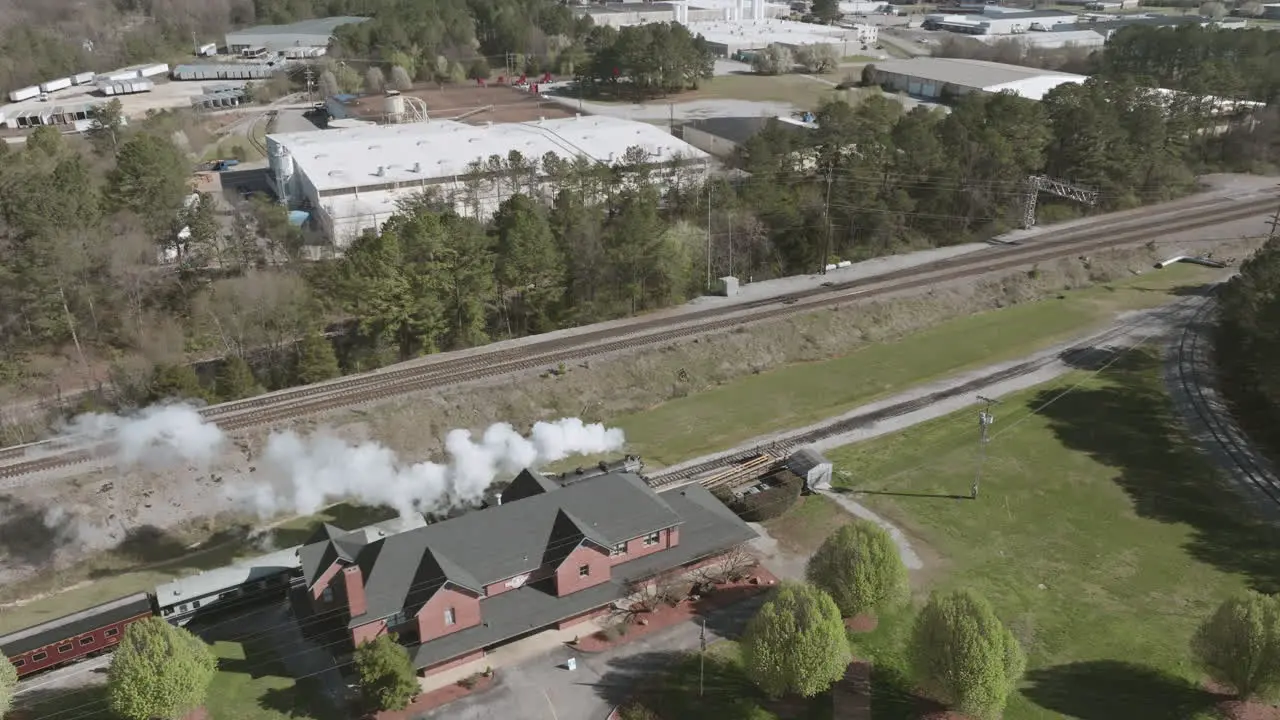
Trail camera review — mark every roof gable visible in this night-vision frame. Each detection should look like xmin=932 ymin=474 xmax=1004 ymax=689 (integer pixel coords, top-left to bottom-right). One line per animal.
xmin=355 ymin=471 xmax=684 ymax=621
xmin=501 ymin=469 xmax=560 ymax=504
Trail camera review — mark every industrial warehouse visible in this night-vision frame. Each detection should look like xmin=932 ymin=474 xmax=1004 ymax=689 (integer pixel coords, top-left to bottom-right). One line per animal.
xmin=266 ymin=115 xmax=711 ymax=246
xmin=223 ymin=16 xmax=369 ymax=54
xmin=870 ymin=57 xmax=1088 ymax=102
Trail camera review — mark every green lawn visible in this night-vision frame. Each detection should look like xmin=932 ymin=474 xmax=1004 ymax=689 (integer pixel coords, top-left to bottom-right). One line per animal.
xmin=0 ymin=503 xmax=395 ymax=634
xmin=16 ymin=640 xmax=340 ymax=720
xmin=825 ymin=349 xmax=1276 ymax=719
xmin=625 ymin=640 xmax=832 ymax=719
xmin=613 ymin=263 xmax=1222 ymax=466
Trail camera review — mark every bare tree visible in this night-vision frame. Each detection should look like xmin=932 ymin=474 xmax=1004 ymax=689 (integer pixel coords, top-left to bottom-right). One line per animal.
xmin=628 ymin=576 xmax=689 ymax=612
xmin=365 ymin=66 xmax=386 ymax=92
xmin=318 ymin=70 xmax=340 ymax=98
xmin=1199 ymin=1 xmax=1227 ymax=18
xmin=390 ymin=66 xmax=413 ymax=91
xmin=794 ymin=44 xmax=840 ymax=74
xmin=696 ymin=544 xmax=757 ymax=586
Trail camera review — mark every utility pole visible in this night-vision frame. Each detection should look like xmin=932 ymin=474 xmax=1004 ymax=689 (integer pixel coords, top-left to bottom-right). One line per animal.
xmin=1267 ymin=194 xmax=1280 ymax=241
xmin=972 ymin=395 xmax=997 ymax=499
xmin=821 ymin=157 xmax=834 ymax=275
xmin=699 ymin=619 xmax=707 ymax=697
xmin=304 ymin=65 xmax=315 ymax=103
xmin=707 ymin=182 xmax=713 ymax=291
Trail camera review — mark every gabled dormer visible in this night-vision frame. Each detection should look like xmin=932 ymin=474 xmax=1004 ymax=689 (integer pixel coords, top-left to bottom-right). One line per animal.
xmin=499 ymin=469 xmax=560 ymax=505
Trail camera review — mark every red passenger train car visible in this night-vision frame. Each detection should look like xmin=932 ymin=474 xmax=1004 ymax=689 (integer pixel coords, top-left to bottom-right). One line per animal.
xmin=0 ymin=592 xmax=153 ymax=678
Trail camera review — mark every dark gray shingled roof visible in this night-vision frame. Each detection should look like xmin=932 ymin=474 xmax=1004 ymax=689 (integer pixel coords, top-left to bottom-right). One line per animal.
xmin=300 ymin=523 xmax=370 ymax=587
xmin=335 ymin=471 xmax=682 ymax=625
xmin=410 ymin=482 xmax=759 ymax=668
xmin=499 ymin=469 xmax=560 ymax=504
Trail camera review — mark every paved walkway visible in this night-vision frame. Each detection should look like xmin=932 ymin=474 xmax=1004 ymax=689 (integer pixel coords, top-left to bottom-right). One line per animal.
xmin=417 ymin=619 xmax=605 ymax=693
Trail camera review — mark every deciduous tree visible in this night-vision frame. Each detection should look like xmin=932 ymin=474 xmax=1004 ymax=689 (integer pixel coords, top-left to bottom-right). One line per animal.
xmin=354 ymin=633 xmax=418 ymax=711
xmin=910 ymin=589 xmax=1026 ymax=720
xmin=805 ymin=520 xmax=909 ymax=617
xmin=741 ymin=582 xmax=851 ymax=698
xmin=106 ymin=617 xmax=217 ymax=720
xmin=794 ymin=44 xmax=840 ymax=74
xmin=0 ymin=656 xmax=16 ymax=717
xmin=1192 ymin=591 xmax=1280 ymax=699
xmin=751 ymin=44 xmax=793 ymax=76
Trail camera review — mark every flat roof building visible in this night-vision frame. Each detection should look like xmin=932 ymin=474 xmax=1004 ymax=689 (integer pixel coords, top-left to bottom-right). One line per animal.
xmin=871 ymin=57 xmax=1087 ymax=102
xmin=685 ymin=18 xmax=878 ymax=56
xmin=267 ymin=115 xmax=710 ymax=248
xmin=224 ymin=17 xmax=369 ymax=53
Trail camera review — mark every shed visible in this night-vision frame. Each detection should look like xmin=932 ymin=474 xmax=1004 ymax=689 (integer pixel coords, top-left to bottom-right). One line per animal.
xmin=785 ymin=447 xmax=833 ymax=491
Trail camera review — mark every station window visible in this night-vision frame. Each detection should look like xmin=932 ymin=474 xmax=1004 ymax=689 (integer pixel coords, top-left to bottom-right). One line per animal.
xmin=57 ymin=643 xmax=73 ymax=653
xmin=321 ymin=587 xmax=333 ymax=603
xmin=578 ymin=564 xmax=591 ymax=578
xmin=79 ymin=636 xmax=95 ymax=646
xmin=444 ymin=608 xmax=456 ymax=626
xmin=610 ymin=543 xmax=626 ymax=556
xmin=32 ymin=652 xmax=46 ymax=662
xmin=104 ymin=628 xmax=118 ymax=638
xmin=643 ymin=532 xmax=661 ymax=547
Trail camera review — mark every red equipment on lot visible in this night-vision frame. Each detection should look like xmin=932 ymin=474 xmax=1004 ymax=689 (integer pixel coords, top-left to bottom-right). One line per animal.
xmin=0 ymin=593 xmax=153 ymax=679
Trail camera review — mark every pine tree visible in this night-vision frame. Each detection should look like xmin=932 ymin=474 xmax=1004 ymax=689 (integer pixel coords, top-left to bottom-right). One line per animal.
xmin=148 ymin=364 xmax=211 ymax=404
xmin=215 ymin=355 xmax=263 ymax=401
xmin=296 ymin=330 xmax=340 ymax=385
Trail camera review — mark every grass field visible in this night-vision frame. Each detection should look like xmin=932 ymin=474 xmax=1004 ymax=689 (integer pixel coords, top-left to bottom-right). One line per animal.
xmin=822 ymin=349 xmax=1277 ymax=719
xmin=0 ymin=503 xmax=394 ymax=634
xmin=611 ymin=263 xmax=1223 ymax=465
xmin=16 ymin=639 xmax=339 ymax=720
xmin=687 ymin=74 xmax=850 ymax=107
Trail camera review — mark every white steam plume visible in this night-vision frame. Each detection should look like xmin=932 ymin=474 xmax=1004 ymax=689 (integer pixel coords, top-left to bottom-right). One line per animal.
xmin=229 ymin=418 xmax=626 ymax=519
xmin=57 ymin=403 xmax=227 ymax=468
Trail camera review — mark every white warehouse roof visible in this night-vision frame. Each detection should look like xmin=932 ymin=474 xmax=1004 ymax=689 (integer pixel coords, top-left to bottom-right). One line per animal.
xmin=875 ymin=57 xmax=1087 ymax=101
xmin=685 ymin=19 xmax=861 ymax=47
xmin=269 ymin=115 xmax=710 ymax=194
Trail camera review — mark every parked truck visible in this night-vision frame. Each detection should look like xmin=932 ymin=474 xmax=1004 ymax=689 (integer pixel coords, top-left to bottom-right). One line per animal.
xmin=212 ymin=159 xmax=240 ymax=172
xmin=39 ymin=77 xmax=73 ymax=93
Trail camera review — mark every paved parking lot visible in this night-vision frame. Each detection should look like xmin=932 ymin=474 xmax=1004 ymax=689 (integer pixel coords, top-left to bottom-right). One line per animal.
xmin=419 ymin=596 xmax=765 ymax=720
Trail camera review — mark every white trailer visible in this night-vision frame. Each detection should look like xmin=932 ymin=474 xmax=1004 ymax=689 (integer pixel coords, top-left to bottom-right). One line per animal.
xmin=72 ymin=71 xmax=96 ymax=85
xmin=199 ymin=43 xmax=218 ymax=56
xmin=39 ymin=77 xmax=73 ymax=93
xmin=138 ymin=63 xmax=169 ymax=78
xmin=8 ymin=86 xmax=40 ymax=102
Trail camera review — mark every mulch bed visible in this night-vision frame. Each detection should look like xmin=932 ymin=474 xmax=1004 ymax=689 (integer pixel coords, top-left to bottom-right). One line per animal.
xmin=845 ymin=613 xmax=879 ymax=633
xmin=365 ymin=674 xmax=496 ymax=719
xmin=575 ymin=567 xmax=780 ymax=653
xmin=1218 ymin=700 xmax=1280 ymax=720
xmin=181 ymin=709 xmax=210 ymax=720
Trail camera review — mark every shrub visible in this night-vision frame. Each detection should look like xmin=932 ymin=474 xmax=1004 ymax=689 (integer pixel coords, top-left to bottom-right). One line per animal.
xmin=1192 ymin=591 xmax=1280 ymax=699
xmin=741 ymin=582 xmax=851 ymax=698
xmin=910 ymin=589 xmax=1026 ymax=719
xmin=353 ymin=634 xmax=418 ymax=711
xmin=805 ymin=520 xmax=909 ymax=617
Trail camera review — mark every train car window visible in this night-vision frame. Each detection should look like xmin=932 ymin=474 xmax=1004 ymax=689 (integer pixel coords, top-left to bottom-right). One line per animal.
xmin=57 ymin=643 xmax=73 ymax=653
xmin=104 ymin=628 xmax=119 ymax=637
xmin=163 ymin=607 xmax=174 ymax=616
xmin=80 ymin=636 xmax=95 ymax=646
xmin=13 ymin=658 xmax=24 ymax=667
xmin=32 ymin=652 xmax=47 ymax=662
xmin=179 ymin=603 xmax=189 ymax=612
xmin=192 ymin=600 xmax=201 ymax=609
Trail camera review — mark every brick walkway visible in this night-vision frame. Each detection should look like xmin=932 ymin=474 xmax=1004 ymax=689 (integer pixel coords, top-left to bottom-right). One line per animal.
xmin=832 ymin=661 xmax=873 ymax=720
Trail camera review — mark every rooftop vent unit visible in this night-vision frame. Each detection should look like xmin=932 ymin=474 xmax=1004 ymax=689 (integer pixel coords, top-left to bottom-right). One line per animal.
xmin=412 ymin=162 xmax=421 ymax=172
xmin=375 ymin=166 xmax=385 ymax=177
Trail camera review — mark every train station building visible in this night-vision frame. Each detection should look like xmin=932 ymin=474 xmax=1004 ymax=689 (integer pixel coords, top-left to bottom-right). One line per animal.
xmin=294 ymin=468 xmax=757 ymax=675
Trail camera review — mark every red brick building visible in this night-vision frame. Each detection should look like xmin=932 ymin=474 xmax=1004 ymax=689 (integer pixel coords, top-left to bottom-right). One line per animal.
xmin=297 ymin=469 xmax=757 ymax=674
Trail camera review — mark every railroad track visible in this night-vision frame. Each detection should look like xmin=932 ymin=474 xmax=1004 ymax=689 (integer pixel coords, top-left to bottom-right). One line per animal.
xmin=1173 ymin=296 xmax=1280 ymax=507
xmin=0 ymin=195 xmax=1271 ymax=481
xmin=647 ymin=295 xmax=1210 ymax=488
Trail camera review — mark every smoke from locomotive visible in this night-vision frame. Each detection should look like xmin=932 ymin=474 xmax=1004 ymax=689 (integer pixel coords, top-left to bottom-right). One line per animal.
xmin=57 ymin=403 xmax=226 ymax=468
xmin=228 ymin=418 xmax=627 ymax=519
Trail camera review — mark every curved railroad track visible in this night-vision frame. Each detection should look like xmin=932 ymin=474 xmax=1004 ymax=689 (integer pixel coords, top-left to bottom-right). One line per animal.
xmin=0 ymin=195 xmax=1272 ymax=480
xmin=648 ymin=295 xmax=1209 ymax=488
xmin=1173 ymin=296 xmax=1280 ymax=506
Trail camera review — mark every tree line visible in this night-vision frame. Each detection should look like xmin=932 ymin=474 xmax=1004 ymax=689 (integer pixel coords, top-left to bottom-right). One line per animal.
xmin=1216 ymin=234 xmax=1280 ymax=470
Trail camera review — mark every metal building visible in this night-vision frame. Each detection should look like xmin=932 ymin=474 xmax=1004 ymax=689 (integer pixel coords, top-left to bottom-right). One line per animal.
xmin=171 ymin=63 xmax=277 ymax=81
xmin=871 ymin=57 xmax=1087 ymax=102
xmin=190 ymin=84 xmax=250 ymax=110
xmin=785 ymin=448 xmax=833 ymax=491
xmin=224 ymin=17 xmax=369 ymax=53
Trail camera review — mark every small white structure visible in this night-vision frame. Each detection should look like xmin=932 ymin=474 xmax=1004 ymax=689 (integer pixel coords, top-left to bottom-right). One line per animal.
xmin=786 ymin=448 xmax=834 ymax=491
xmin=199 ymin=42 xmax=218 ymax=56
